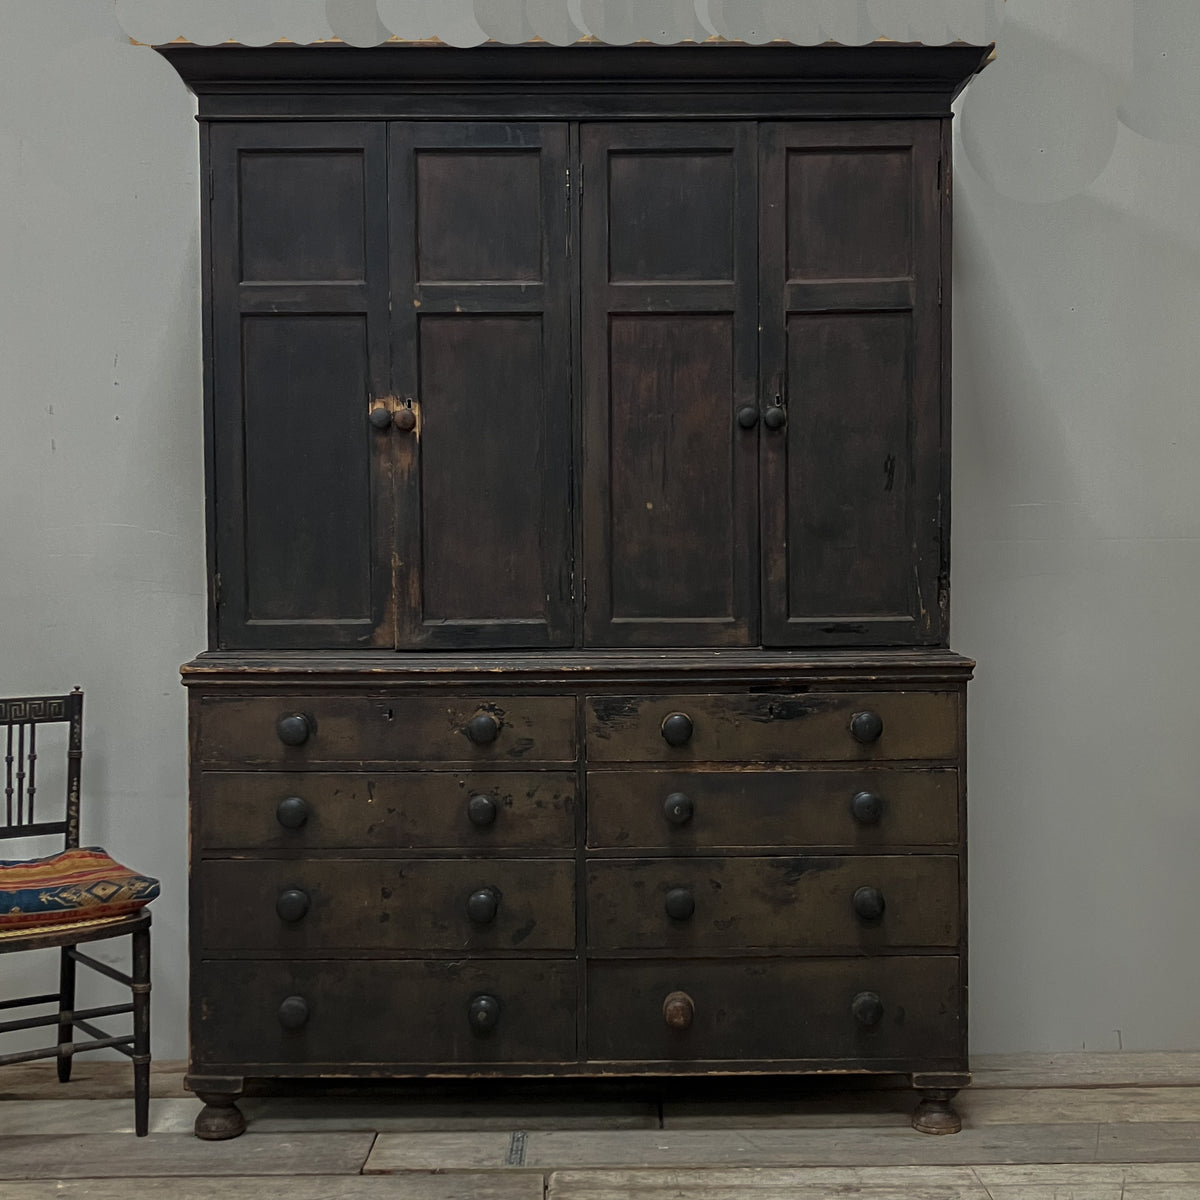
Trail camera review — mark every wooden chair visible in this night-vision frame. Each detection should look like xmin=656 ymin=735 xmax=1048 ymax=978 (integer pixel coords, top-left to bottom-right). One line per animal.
xmin=0 ymin=689 xmax=157 ymax=1135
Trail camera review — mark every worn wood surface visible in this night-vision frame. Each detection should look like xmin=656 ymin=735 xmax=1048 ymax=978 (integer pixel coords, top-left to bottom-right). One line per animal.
xmin=585 ymin=955 xmax=961 ymax=1063
xmin=586 ymin=766 xmax=959 ymax=850
xmin=194 ymin=693 xmax=578 ymax=766
xmin=5 ymin=1060 xmax=1200 ymax=1199
xmin=759 ymin=120 xmax=944 ymax=648
xmin=196 ymin=770 xmax=577 ymax=851
xmin=584 ymin=691 xmax=960 ymax=762
xmin=585 ymin=855 xmax=958 ymax=950
xmin=1 ymin=1180 xmax=541 ymax=1200
xmin=192 ymin=959 xmax=578 ymax=1070
xmin=197 ymin=858 xmax=576 ymax=951
xmin=580 ymin=121 xmax=758 ymax=648
xmin=390 ymin=122 xmax=573 ymax=650
xmin=365 ymin=1122 xmax=1200 ymax=1172
xmin=0 ymin=1132 xmax=375 ymax=1179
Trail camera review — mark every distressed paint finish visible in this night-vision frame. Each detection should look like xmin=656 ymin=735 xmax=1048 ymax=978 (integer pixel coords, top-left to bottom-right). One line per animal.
xmin=163 ymin=42 xmax=986 ymax=1140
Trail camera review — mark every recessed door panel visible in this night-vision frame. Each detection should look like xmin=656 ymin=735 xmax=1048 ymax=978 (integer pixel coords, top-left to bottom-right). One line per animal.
xmin=391 ymin=123 xmax=573 ymax=648
xmin=582 ymin=123 xmax=758 ymax=647
xmin=209 ymin=123 xmax=392 ymax=649
xmin=761 ymin=122 xmax=943 ymax=646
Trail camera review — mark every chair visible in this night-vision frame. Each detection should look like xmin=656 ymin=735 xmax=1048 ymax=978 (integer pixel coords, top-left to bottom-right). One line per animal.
xmin=0 ymin=689 xmax=157 ymax=1135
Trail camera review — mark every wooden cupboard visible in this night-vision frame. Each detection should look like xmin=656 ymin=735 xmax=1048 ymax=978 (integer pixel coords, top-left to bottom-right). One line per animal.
xmin=161 ymin=40 xmax=989 ymax=1139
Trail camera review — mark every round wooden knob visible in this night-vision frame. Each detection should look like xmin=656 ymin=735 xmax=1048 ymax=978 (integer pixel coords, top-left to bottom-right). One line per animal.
xmin=736 ymin=405 xmax=759 ymax=429
xmin=853 ymin=886 xmax=886 ymax=922
xmin=467 ymin=793 xmax=498 ymax=827
xmin=849 ymin=710 xmax=884 ymax=744
xmin=661 ymin=712 xmax=694 ymax=747
xmin=277 ymin=995 xmax=309 ymax=1030
xmin=393 ymin=407 xmax=417 ymax=433
xmin=850 ymin=790 xmax=883 ymax=825
xmin=763 ymin=405 xmax=787 ymax=431
xmin=852 ymin=991 xmax=885 ymax=1027
xmin=275 ymin=888 xmax=310 ymax=923
xmin=665 ymin=887 xmax=695 ymax=921
xmin=466 ymin=713 xmax=500 ymax=745
xmin=662 ymin=990 xmax=695 ymax=1030
xmin=276 ymin=713 xmax=311 ymax=746
xmin=468 ymin=994 xmax=501 ymax=1033
xmin=663 ymin=792 xmax=694 ymax=825
xmin=275 ymin=795 xmax=309 ymax=830
xmin=466 ymin=887 xmax=499 ymax=925
xmin=368 ymin=405 xmax=392 ymax=430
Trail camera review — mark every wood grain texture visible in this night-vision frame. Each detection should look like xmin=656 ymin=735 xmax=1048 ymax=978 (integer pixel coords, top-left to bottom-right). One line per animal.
xmin=197 ymin=770 xmax=577 ymax=851
xmin=0 ymin=1175 xmax=542 ymax=1200
xmin=585 ymin=856 xmax=959 ymax=951
xmin=0 ymin=1133 xmax=375 ymax=1179
xmin=194 ymin=693 xmax=577 ymax=766
xmin=192 ymin=959 xmax=578 ymax=1071
xmin=586 ymin=766 xmax=958 ymax=850
xmin=585 ymin=691 xmax=960 ymax=763
xmin=198 ymin=858 xmax=576 ymax=951
xmin=366 ymin=1123 xmax=1200 ymax=1172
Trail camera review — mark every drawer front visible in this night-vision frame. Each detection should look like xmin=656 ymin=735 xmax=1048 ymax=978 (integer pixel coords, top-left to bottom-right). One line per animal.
xmin=195 ymin=694 xmax=577 ymax=766
xmin=585 ymin=692 xmax=959 ymax=763
xmin=199 ymin=859 xmax=575 ymax=952
xmin=587 ymin=956 xmax=961 ymax=1063
xmin=587 ymin=856 xmax=958 ymax=951
xmin=193 ymin=959 xmax=577 ymax=1069
xmin=197 ymin=771 xmax=576 ymax=851
xmin=587 ymin=768 xmax=958 ymax=849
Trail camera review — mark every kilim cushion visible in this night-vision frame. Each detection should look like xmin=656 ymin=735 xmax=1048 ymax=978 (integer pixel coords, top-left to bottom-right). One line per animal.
xmin=0 ymin=847 xmax=159 ymax=929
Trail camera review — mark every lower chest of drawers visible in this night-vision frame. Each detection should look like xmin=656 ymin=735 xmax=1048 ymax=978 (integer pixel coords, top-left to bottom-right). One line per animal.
xmin=186 ymin=664 xmax=969 ymax=1077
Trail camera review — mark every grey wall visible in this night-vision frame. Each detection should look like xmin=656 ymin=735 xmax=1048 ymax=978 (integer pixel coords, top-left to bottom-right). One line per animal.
xmin=1 ymin=0 xmax=1197 ymax=1059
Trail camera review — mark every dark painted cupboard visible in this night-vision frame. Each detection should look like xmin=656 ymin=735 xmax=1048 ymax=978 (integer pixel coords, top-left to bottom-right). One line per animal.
xmin=207 ymin=112 xmax=947 ymax=651
xmin=164 ymin=41 xmax=989 ymax=1140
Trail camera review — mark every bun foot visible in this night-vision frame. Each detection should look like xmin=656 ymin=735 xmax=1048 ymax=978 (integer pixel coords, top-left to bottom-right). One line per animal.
xmin=913 ymin=1088 xmax=962 ymax=1134
xmin=193 ymin=1091 xmax=246 ymax=1140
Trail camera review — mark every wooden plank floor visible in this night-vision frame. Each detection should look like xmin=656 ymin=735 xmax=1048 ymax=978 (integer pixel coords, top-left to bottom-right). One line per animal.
xmin=2 ymin=1055 xmax=1200 ymax=1199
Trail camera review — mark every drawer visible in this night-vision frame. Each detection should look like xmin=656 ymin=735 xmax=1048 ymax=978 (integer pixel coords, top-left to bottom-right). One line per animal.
xmin=586 ymin=856 xmax=958 ymax=951
xmin=198 ymin=859 xmax=575 ymax=952
xmin=194 ymin=694 xmax=576 ymax=766
xmin=587 ymin=956 xmax=962 ymax=1064
xmin=585 ymin=692 xmax=959 ymax=763
xmin=587 ymin=768 xmax=958 ymax=849
xmin=197 ymin=771 xmax=576 ymax=851
xmin=192 ymin=959 xmax=577 ymax=1070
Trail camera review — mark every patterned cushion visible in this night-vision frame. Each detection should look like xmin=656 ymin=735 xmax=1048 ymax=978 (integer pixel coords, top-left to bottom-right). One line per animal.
xmin=0 ymin=846 xmax=159 ymax=929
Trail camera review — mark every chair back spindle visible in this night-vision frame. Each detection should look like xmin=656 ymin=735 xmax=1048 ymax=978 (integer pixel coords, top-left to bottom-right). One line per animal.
xmin=0 ymin=690 xmax=81 ymax=845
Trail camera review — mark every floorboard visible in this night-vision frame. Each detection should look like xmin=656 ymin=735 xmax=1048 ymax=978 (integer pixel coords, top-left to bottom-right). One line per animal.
xmin=3 ymin=1053 xmax=1200 ymax=1199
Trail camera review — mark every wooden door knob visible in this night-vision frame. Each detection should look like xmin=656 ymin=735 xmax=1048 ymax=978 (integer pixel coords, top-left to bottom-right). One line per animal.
xmin=275 ymin=795 xmax=309 ymax=829
xmin=662 ymin=990 xmax=695 ymax=1030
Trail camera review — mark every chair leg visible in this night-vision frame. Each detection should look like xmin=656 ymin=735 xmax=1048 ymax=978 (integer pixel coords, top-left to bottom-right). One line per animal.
xmin=57 ymin=945 xmax=77 ymax=1083
xmin=131 ymin=926 xmax=151 ymax=1137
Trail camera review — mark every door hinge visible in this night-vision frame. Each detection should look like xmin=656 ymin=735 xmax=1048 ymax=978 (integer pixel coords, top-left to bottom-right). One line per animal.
xmin=565 ymin=166 xmax=570 ymax=202
xmin=578 ymin=162 xmax=584 ymax=198
xmin=582 ymin=578 xmax=588 ymax=610
xmin=213 ymin=572 xmax=222 ymax=606
xmin=207 ymin=168 xmax=214 ymax=201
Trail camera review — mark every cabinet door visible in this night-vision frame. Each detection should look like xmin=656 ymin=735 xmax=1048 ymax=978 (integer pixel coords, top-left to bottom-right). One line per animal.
xmin=389 ymin=124 xmax=573 ymax=648
xmin=209 ymin=124 xmax=393 ymax=649
xmin=581 ymin=123 xmax=759 ymax=647
xmin=760 ymin=122 xmax=944 ymax=647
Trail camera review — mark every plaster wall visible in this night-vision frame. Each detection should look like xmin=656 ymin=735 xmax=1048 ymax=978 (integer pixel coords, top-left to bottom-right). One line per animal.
xmin=1 ymin=0 xmax=1197 ymax=1059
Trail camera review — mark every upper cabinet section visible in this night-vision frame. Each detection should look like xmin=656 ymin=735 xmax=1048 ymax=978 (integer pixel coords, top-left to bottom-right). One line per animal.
xmin=177 ymin=45 xmax=991 ymax=653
